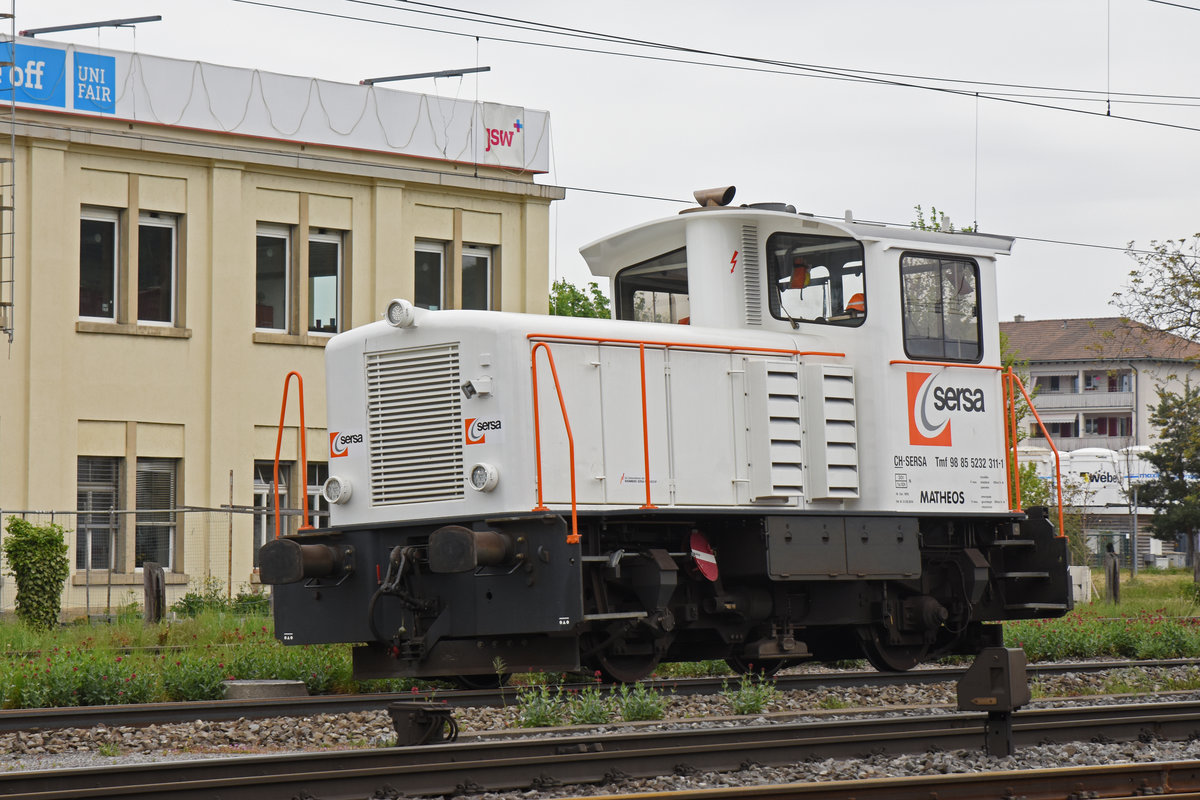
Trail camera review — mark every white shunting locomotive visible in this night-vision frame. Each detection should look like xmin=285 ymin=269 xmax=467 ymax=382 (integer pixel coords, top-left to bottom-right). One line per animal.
xmin=262 ymin=187 xmax=1071 ymax=682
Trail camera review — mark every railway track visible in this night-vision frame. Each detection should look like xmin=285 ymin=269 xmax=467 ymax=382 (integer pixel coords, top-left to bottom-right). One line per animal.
xmin=4 ymin=697 xmax=1200 ymax=799
xmin=0 ymin=657 xmax=1190 ymax=734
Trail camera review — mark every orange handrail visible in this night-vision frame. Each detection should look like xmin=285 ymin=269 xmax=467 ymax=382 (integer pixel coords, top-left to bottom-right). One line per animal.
xmin=637 ymin=343 xmax=656 ymax=510
xmin=528 ymin=331 xmax=844 ymax=360
xmin=274 ymin=371 xmax=313 ymax=540
xmin=527 ymin=334 xmax=845 ymax=537
xmin=1005 ymin=367 xmax=1066 ymax=537
xmin=1005 ymin=371 xmax=1022 ymax=510
xmin=530 ymin=343 xmax=579 ymax=544
xmin=889 ymin=359 xmax=1003 ymax=371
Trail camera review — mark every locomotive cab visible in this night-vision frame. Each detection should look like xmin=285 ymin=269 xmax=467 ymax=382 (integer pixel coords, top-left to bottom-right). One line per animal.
xmin=262 ymin=186 xmax=1072 ymax=683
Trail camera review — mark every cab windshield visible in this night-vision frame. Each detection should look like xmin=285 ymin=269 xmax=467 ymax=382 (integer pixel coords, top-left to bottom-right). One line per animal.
xmin=767 ymin=233 xmax=865 ymax=327
xmin=614 ymin=248 xmax=690 ymax=323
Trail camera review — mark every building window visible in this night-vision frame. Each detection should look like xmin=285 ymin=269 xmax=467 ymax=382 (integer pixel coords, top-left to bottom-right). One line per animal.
xmin=253 ymin=461 xmax=289 ymax=567
xmin=256 ymin=224 xmax=289 ymax=331
xmin=307 ymin=462 xmax=329 ymax=528
xmin=1034 ymin=420 xmax=1079 ymax=439
xmin=415 ymin=240 xmax=445 ymax=310
xmin=135 ymin=458 xmax=177 ymax=569
xmin=79 ymin=208 xmax=119 ymax=320
xmin=900 ymin=253 xmax=981 ymax=362
xmin=1084 ymin=415 xmax=1132 ymax=437
xmin=138 ymin=213 xmax=177 ymax=324
xmin=77 ymin=457 xmax=120 ymax=570
xmin=462 ymin=245 xmax=493 ymax=310
xmin=308 ymin=231 xmax=342 ymax=334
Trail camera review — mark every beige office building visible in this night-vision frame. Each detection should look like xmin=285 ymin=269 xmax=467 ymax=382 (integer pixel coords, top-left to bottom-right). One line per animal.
xmin=0 ymin=38 xmax=562 ymax=612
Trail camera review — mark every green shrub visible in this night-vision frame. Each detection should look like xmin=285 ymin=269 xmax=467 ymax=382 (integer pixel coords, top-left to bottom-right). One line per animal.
xmin=566 ymin=685 xmax=612 ymax=725
xmin=2 ymin=517 xmax=70 ymax=630
xmin=723 ymin=674 xmax=778 ymax=715
xmin=516 ymin=685 xmax=564 ymax=727
xmin=614 ymin=682 xmax=666 ymax=722
xmin=162 ymin=654 xmax=228 ymax=701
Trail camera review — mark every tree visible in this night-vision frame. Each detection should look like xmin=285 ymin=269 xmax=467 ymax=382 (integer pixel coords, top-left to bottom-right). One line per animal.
xmin=1115 ymin=236 xmax=1200 ymax=344
xmin=1138 ymin=381 xmax=1200 ymax=582
xmin=549 ymin=279 xmax=611 ymax=318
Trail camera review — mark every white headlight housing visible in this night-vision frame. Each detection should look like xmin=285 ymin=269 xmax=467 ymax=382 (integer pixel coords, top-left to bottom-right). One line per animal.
xmin=322 ymin=475 xmax=353 ymax=504
xmin=385 ymin=298 xmax=416 ymax=327
xmin=468 ymin=463 xmax=499 ymax=492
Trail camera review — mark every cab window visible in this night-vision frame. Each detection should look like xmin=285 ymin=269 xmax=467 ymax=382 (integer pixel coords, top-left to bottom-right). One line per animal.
xmin=900 ymin=253 xmax=981 ymax=361
xmin=767 ymin=233 xmax=865 ymax=327
xmin=615 ymin=248 xmax=690 ymax=323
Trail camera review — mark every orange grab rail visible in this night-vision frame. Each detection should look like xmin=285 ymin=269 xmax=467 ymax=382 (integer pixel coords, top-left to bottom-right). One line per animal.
xmin=891 ymin=360 xmax=1065 ymax=538
xmin=1005 ymin=367 xmax=1066 ymax=537
xmin=637 ymin=344 xmax=656 ymax=510
xmin=530 ymin=343 xmax=579 ymax=544
xmin=529 ymin=332 xmax=844 ymax=360
xmin=274 ymin=371 xmax=313 ymax=540
xmin=527 ymin=334 xmax=847 ymax=541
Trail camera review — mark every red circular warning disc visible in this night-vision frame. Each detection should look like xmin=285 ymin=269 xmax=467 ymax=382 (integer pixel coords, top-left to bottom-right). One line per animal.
xmin=689 ymin=530 xmax=719 ymax=582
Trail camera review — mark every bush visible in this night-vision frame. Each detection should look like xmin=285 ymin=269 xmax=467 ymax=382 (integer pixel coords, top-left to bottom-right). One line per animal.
xmin=516 ymin=685 xmax=564 ymax=727
xmin=2 ymin=517 xmax=70 ymax=630
xmin=566 ymin=685 xmax=612 ymax=725
xmin=162 ymin=654 xmax=229 ymax=701
xmin=614 ymin=682 xmax=666 ymax=722
xmin=723 ymin=674 xmax=778 ymax=715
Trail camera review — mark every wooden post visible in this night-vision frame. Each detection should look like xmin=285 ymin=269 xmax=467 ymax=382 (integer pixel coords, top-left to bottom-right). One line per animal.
xmin=143 ymin=561 xmax=165 ymax=624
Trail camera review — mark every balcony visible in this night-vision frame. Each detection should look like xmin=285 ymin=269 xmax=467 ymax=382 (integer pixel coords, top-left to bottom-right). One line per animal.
xmin=1027 ymin=435 xmax=1137 ymax=452
xmin=1032 ymin=391 xmax=1134 ymax=411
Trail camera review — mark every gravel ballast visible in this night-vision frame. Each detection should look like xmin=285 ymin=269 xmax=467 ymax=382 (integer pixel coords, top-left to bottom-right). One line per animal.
xmin=2 ymin=665 xmax=1199 ymax=799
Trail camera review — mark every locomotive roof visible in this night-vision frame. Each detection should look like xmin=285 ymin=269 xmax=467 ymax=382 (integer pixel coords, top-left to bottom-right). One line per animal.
xmin=580 ymin=206 xmax=1015 ymax=280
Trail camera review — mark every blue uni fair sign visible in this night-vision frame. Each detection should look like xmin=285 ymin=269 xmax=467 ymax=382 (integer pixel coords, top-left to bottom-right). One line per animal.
xmin=0 ymin=41 xmax=114 ymax=114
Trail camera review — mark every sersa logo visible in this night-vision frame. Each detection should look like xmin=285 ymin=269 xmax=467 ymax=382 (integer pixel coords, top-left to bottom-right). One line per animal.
xmin=465 ymin=418 xmax=502 ymax=445
xmin=329 ymin=431 xmax=363 ymax=458
xmin=906 ymin=372 xmax=987 ymax=447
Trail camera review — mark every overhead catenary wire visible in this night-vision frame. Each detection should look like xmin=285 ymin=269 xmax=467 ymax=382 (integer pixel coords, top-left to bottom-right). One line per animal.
xmin=231 ymin=0 xmax=1200 ymax=127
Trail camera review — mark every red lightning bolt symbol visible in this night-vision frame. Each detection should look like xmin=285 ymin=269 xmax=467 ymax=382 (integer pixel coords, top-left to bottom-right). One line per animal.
xmin=730 ymin=250 xmax=739 ymax=274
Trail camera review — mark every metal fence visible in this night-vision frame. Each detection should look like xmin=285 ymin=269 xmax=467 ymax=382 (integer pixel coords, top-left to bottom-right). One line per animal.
xmin=0 ymin=506 xmax=322 ymax=620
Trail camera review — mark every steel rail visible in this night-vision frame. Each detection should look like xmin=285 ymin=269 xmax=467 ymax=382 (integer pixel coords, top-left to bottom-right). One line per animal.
xmin=571 ymin=761 xmax=1200 ymax=800
xmin=6 ymin=698 xmax=1200 ymax=799
xmin=0 ymin=658 xmax=1193 ymax=734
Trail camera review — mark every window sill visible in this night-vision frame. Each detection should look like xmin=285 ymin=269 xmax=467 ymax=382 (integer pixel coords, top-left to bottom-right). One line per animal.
xmin=71 ymin=570 xmax=189 ymax=586
xmin=252 ymin=332 xmax=332 ymax=347
xmin=76 ymin=321 xmax=192 ymax=338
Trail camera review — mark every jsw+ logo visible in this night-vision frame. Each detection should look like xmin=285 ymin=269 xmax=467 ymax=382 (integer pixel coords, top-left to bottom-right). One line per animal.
xmin=485 ymin=119 xmax=522 ymax=152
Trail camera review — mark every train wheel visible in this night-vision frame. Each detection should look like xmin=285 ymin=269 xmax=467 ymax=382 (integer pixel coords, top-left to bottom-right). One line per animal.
xmin=725 ymin=655 xmax=785 ymax=677
xmin=453 ymin=674 xmax=511 ymax=690
xmin=594 ymin=650 xmax=661 ymax=683
xmin=857 ymin=625 xmax=928 ymax=673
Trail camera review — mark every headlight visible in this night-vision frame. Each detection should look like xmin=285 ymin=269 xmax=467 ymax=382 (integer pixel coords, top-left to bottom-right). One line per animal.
xmin=322 ymin=476 xmax=353 ymax=504
xmin=468 ymin=463 xmax=499 ymax=492
xmin=385 ymin=298 xmax=416 ymax=327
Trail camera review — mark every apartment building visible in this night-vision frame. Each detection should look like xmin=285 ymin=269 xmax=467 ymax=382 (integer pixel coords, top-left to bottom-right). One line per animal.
xmin=0 ymin=37 xmax=563 ymax=611
xmin=1001 ymin=317 xmax=1200 ymax=452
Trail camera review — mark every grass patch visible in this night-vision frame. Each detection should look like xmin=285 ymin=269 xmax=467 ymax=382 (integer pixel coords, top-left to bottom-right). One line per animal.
xmin=1005 ymin=568 xmax=1200 ymax=661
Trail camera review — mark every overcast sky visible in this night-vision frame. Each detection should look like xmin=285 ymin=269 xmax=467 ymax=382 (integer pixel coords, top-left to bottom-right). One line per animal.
xmin=25 ymin=0 xmax=1200 ymax=322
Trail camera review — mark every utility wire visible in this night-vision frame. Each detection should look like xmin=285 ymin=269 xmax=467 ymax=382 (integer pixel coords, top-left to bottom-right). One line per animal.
xmin=373 ymin=0 xmax=1200 ymax=104
xmin=232 ymin=0 xmax=1200 ymax=136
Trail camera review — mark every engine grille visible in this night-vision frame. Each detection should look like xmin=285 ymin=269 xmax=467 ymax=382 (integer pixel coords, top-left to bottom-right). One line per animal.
xmin=365 ymin=343 xmax=464 ymax=505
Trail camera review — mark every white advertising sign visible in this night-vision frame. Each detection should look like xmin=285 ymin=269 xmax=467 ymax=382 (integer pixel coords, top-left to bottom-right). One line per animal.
xmin=3 ymin=38 xmax=551 ymax=173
